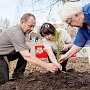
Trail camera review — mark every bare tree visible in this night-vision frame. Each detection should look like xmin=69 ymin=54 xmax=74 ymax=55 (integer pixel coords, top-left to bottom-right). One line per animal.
xmin=4 ymin=18 xmax=10 ymax=28
xmin=14 ymin=0 xmax=89 ymax=23
xmin=0 ymin=18 xmax=10 ymax=29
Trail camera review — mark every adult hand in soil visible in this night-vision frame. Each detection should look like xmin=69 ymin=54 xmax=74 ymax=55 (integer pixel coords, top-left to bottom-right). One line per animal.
xmin=55 ymin=63 xmax=62 ymax=71
xmin=46 ymin=63 xmax=59 ymax=73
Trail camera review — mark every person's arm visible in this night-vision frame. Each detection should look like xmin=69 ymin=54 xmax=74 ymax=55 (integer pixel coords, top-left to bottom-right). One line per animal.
xmin=46 ymin=48 xmax=61 ymax=70
xmin=59 ymin=45 xmax=82 ymax=63
xmin=42 ymin=38 xmax=61 ymax=69
xmin=20 ymin=50 xmax=59 ymax=73
xmin=61 ymin=43 xmax=73 ymax=51
xmin=60 ymin=28 xmax=87 ymax=62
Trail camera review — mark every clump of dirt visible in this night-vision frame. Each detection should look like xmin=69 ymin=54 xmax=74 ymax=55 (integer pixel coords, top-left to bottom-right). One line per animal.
xmin=0 ymin=70 xmax=90 ymax=90
xmin=0 ymin=58 xmax=90 ymax=90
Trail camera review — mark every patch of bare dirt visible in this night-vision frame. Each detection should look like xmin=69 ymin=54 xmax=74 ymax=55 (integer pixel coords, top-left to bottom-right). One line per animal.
xmin=0 ymin=58 xmax=90 ymax=90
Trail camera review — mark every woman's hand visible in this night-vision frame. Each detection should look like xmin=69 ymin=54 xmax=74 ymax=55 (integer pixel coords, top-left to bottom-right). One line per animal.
xmin=58 ymin=54 xmax=67 ymax=63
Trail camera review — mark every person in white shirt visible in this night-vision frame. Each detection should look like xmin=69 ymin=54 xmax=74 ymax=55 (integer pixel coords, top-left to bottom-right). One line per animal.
xmin=40 ymin=23 xmax=72 ymax=72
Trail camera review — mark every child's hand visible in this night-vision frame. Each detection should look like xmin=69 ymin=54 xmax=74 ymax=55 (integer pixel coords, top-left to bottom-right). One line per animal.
xmin=61 ymin=44 xmax=69 ymax=51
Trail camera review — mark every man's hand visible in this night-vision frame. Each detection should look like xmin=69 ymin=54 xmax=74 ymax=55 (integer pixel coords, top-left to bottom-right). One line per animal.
xmin=55 ymin=63 xmax=62 ymax=71
xmin=45 ymin=63 xmax=59 ymax=73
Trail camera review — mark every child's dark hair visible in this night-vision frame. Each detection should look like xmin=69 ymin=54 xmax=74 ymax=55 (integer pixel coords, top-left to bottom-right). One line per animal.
xmin=40 ymin=23 xmax=56 ymax=37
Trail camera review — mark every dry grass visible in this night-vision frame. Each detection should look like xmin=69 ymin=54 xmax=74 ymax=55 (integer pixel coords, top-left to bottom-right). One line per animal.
xmin=9 ymin=57 xmax=90 ymax=79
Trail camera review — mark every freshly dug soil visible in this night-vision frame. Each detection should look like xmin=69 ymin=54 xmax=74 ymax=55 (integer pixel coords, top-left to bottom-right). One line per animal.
xmin=0 ymin=58 xmax=90 ymax=90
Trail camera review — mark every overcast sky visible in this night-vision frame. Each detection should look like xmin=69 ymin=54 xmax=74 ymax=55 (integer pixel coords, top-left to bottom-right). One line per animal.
xmin=0 ymin=0 xmax=90 ymax=26
xmin=0 ymin=0 xmax=18 ymax=25
xmin=0 ymin=0 xmax=66 ymax=25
